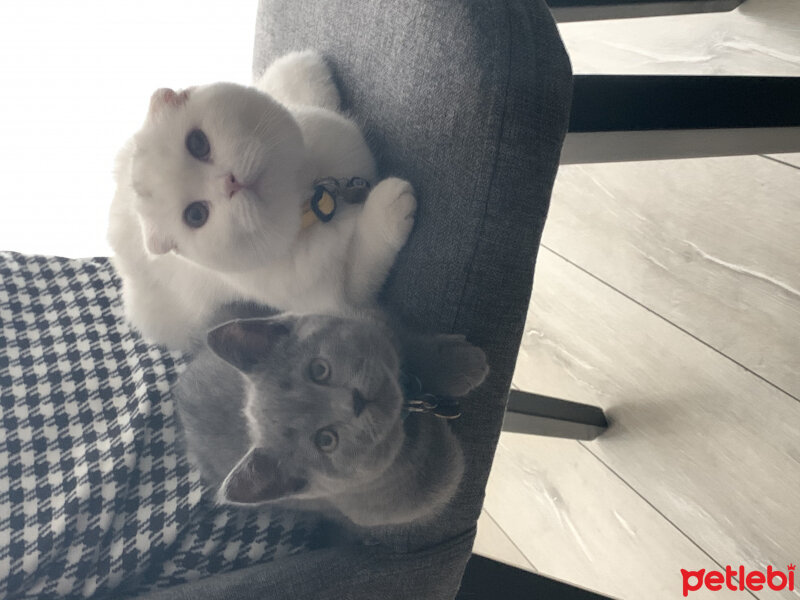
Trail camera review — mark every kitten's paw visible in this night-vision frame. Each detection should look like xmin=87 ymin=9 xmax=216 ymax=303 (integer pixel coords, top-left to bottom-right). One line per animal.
xmin=255 ymin=50 xmax=341 ymax=111
xmin=426 ymin=335 xmax=489 ymax=397
xmin=365 ymin=177 xmax=417 ymax=250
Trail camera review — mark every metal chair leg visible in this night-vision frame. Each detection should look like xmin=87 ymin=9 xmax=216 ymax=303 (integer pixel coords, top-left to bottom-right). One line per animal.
xmin=457 ymin=555 xmax=613 ymax=599
xmin=562 ymin=75 xmax=800 ymax=163
xmin=547 ymin=0 xmax=743 ymax=23
xmin=503 ymin=390 xmax=609 ymax=440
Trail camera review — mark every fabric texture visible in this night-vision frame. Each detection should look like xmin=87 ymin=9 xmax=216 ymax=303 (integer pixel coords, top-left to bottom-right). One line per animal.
xmin=132 ymin=529 xmax=475 ymax=600
xmin=253 ymin=0 xmax=572 ymax=550
xmin=0 ymin=253 xmax=323 ymax=599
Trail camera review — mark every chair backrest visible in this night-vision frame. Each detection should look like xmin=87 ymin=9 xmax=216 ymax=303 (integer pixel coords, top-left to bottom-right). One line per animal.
xmin=254 ymin=0 xmax=572 ymax=552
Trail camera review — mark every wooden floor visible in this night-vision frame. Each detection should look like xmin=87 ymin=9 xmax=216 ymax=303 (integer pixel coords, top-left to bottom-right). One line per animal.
xmin=473 ymin=3 xmax=800 ymax=599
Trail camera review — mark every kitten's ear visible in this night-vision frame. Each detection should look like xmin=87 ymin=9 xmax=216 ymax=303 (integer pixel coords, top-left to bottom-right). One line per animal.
xmin=148 ymin=87 xmax=190 ymax=114
xmin=218 ymin=447 xmax=307 ymax=505
xmin=207 ymin=316 xmax=295 ymax=372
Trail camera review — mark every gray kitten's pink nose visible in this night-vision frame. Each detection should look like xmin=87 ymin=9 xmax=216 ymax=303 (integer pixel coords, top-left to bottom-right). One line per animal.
xmin=225 ymin=174 xmax=244 ymax=198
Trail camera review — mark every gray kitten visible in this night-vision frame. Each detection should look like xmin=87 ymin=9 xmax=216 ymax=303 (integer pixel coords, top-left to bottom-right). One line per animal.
xmin=174 ymin=309 xmax=488 ymax=527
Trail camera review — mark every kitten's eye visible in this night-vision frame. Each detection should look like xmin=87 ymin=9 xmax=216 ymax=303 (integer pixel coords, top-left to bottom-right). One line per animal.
xmin=183 ymin=201 xmax=209 ymax=228
xmin=186 ymin=128 xmax=210 ymax=160
xmin=313 ymin=428 xmax=338 ymax=452
xmin=308 ymin=358 xmax=331 ymax=383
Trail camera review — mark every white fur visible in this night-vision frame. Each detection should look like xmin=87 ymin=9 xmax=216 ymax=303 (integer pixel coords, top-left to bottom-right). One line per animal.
xmin=109 ymin=51 xmax=415 ymax=350
xmin=256 ymin=50 xmax=341 ymax=111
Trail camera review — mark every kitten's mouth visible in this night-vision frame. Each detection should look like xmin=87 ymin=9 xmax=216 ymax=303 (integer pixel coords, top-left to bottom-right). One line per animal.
xmin=226 ymin=173 xmax=258 ymax=198
xmin=352 ymin=389 xmax=369 ymax=417
xmin=226 ymin=175 xmax=244 ymax=198
xmin=352 ymin=388 xmax=401 ymax=422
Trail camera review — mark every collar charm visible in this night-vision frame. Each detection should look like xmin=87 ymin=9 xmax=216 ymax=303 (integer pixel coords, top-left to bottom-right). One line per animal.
xmin=399 ymin=371 xmax=462 ymax=420
xmin=300 ymin=176 xmax=372 ymax=230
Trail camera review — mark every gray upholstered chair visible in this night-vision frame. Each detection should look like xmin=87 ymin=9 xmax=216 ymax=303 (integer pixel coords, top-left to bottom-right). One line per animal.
xmin=138 ymin=1 xmax=572 ymax=597
xmin=0 ymin=1 xmax=570 ymax=598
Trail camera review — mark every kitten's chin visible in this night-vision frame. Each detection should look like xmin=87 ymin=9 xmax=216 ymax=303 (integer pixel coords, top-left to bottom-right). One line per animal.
xmin=177 ymin=223 xmax=300 ymax=273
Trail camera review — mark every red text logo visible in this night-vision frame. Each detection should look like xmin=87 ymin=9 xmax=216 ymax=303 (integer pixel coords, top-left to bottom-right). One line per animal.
xmin=681 ymin=565 xmax=795 ymax=596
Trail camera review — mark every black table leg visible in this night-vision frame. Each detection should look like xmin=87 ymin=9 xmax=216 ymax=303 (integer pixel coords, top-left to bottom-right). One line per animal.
xmin=503 ymin=390 xmax=609 ymax=440
xmin=457 ymin=555 xmax=613 ymax=599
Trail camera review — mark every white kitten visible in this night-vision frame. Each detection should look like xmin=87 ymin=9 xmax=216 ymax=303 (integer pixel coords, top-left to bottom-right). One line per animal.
xmin=108 ymin=51 xmax=416 ymax=350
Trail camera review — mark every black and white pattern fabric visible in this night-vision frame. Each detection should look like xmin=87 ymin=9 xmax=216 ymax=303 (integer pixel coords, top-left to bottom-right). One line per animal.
xmin=0 ymin=253 xmax=324 ymax=599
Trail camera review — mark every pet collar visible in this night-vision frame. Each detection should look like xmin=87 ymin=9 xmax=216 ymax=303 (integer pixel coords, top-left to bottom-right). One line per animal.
xmin=300 ymin=176 xmax=371 ymax=230
xmin=399 ymin=371 xmax=462 ymax=420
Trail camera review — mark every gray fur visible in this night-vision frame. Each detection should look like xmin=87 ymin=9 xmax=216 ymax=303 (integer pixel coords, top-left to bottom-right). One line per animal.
xmin=173 ymin=309 xmax=488 ymax=527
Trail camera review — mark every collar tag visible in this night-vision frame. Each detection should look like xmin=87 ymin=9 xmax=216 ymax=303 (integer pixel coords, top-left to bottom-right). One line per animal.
xmin=399 ymin=371 xmax=462 ymax=420
xmin=311 ymin=187 xmax=337 ymax=222
xmin=301 ymin=177 xmax=372 ymax=230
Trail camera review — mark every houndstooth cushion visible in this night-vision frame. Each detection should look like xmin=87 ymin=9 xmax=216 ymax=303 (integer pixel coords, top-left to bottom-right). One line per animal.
xmin=0 ymin=252 xmax=323 ymax=599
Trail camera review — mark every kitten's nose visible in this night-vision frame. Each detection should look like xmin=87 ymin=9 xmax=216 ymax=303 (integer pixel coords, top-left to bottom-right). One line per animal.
xmin=225 ymin=174 xmax=244 ymax=198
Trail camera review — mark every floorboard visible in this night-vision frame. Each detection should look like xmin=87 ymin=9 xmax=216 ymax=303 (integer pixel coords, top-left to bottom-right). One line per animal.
xmin=508 ymin=248 xmax=800 ymax=599
xmin=765 ymin=153 xmax=800 ymax=170
xmin=542 ymin=156 xmax=800 ymax=398
xmin=473 ymin=510 xmax=537 ymax=573
xmin=485 ymin=432 xmax=748 ymax=599
xmin=486 ymin=2 xmax=800 ymax=598
xmin=557 ymin=0 xmax=800 ymax=76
